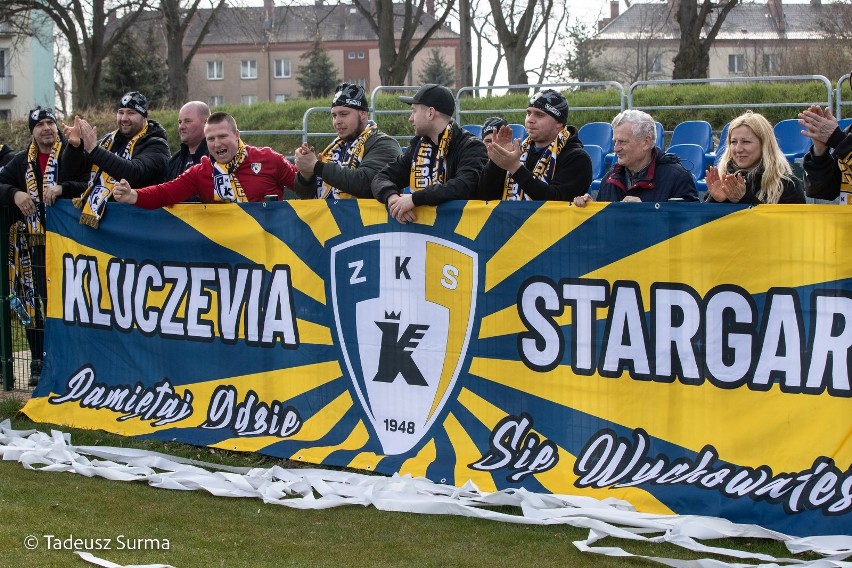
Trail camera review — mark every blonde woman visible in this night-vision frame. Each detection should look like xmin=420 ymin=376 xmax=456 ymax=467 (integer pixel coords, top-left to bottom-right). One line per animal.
xmin=705 ymin=111 xmax=805 ymax=204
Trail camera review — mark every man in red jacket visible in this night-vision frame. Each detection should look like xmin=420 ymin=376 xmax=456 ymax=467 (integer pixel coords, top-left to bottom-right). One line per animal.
xmin=114 ymin=112 xmax=297 ymax=207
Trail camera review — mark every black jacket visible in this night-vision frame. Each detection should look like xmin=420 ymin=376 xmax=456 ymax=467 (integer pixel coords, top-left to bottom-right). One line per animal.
xmin=0 ymin=138 xmax=90 ymax=222
xmin=62 ymin=120 xmax=170 ymax=198
xmin=704 ymin=166 xmax=805 ymax=204
xmin=0 ymin=144 xmax=16 ymax=168
xmin=167 ymin=139 xmax=210 ymax=181
xmin=803 ymin=124 xmax=852 ymax=200
xmin=293 ymin=132 xmax=401 ymax=199
xmin=477 ymin=125 xmax=592 ymax=201
xmin=371 ymin=122 xmax=488 ymax=205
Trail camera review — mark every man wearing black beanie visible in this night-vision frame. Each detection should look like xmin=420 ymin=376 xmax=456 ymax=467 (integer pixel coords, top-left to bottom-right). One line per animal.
xmin=293 ymin=83 xmax=400 ymax=199
xmin=478 ymin=89 xmax=592 ymax=201
xmin=61 ymin=91 xmax=170 ymax=227
xmin=0 ymin=106 xmax=88 ymax=386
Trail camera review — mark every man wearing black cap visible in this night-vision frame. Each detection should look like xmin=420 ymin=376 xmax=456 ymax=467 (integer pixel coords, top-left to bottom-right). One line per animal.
xmin=0 ymin=107 xmax=88 ymax=386
xmin=478 ymin=89 xmax=591 ymax=201
xmin=61 ymin=91 xmax=170 ymax=227
xmin=293 ymin=83 xmax=400 ymax=199
xmin=481 ymin=117 xmax=508 ymax=148
xmin=371 ymin=83 xmax=488 ymax=223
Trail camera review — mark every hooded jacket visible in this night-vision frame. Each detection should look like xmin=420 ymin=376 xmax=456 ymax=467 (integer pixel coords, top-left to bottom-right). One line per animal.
xmin=597 ymin=148 xmax=698 ymax=202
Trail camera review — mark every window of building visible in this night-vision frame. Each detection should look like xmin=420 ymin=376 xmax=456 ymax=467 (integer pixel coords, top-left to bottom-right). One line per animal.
xmin=241 ymin=95 xmax=258 ymax=105
xmin=648 ymin=55 xmax=662 ymax=76
xmin=275 ymin=94 xmax=287 ymax=103
xmin=728 ymin=54 xmax=745 ymax=74
xmin=274 ymin=59 xmax=291 ymax=78
xmin=207 ymin=60 xmax=223 ymax=80
xmin=347 ymin=51 xmax=356 ymax=60
xmin=208 ymin=96 xmax=224 ymax=107
xmin=763 ymin=54 xmax=779 ymax=74
xmin=241 ymin=60 xmax=257 ymax=80
xmin=357 ymin=52 xmax=365 ymax=59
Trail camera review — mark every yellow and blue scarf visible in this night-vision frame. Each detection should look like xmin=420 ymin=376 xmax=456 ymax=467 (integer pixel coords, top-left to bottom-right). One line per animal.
xmin=502 ymin=127 xmax=570 ymax=200
xmin=409 ymin=121 xmax=453 ymax=193
xmin=212 ymin=139 xmax=249 ymax=202
xmin=316 ymin=120 xmax=378 ymax=199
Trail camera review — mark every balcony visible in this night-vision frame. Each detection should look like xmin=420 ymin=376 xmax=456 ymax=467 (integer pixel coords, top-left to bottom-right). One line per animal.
xmin=0 ymin=22 xmax=11 ymax=37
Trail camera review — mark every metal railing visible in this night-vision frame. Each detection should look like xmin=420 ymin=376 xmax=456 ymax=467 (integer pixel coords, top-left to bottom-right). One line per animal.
xmin=456 ymin=81 xmax=626 ymax=125
xmin=628 ymin=75 xmax=833 ymax=114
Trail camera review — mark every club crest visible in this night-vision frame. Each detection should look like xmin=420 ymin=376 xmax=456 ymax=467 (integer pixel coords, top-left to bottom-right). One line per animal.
xmin=251 ymin=162 xmax=261 ymax=174
xmin=330 ymin=233 xmax=478 ymax=455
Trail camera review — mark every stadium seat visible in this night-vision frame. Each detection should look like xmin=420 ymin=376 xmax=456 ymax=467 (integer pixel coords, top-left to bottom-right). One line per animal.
xmin=462 ymin=124 xmax=482 ymax=137
xmin=667 ymin=143 xmax=707 ymax=180
xmin=578 ymin=122 xmax=614 ymax=154
xmin=838 ymin=118 xmax=852 ymax=132
xmin=668 ymin=120 xmax=713 ymax=153
xmin=655 ymin=121 xmax=665 ymax=149
xmin=773 ymin=119 xmax=811 ymax=163
xmin=508 ymin=123 xmax=527 ymax=141
xmin=584 ymin=144 xmax=606 ymax=196
xmin=579 ymin=122 xmax=616 ymax=169
xmin=706 ymin=122 xmax=730 ymax=166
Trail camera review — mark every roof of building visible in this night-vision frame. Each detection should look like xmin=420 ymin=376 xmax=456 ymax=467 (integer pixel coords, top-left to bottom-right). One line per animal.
xmin=180 ymin=3 xmax=459 ymax=46
xmin=597 ymin=1 xmax=841 ymax=41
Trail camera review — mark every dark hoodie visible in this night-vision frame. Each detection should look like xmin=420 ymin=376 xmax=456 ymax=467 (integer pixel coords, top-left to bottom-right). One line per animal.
xmin=61 ymin=119 xmax=170 ymax=198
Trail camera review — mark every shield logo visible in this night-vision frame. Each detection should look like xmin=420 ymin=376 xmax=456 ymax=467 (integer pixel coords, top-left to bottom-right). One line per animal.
xmin=251 ymin=162 xmax=261 ymax=174
xmin=331 ymin=233 xmax=478 ymax=455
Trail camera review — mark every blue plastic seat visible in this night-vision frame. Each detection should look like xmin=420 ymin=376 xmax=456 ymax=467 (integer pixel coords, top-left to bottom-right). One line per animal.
xmin=655 ymin=121 xmax=665 ymax=149
xmin=508 ymin=123 xmax=527 ymax=141
xmin=584 ymin=144 xmax=606 ymax=197
xmin=668 ymin=120 xmax=713 ymax=153
xmin=707 ymin=122 xmax=730 ymax=166
xmin=462 ymin=124 xmax=482 ymax=137
xmin=578 ymin=122 xmax=614 ymax=153
xmin=838 ymin=118 xmax=852 ymax=132
xmin=667 ymin=143 xmax=707 ymax=181
xmin=773 ymin=119 xmax=810 ymax=163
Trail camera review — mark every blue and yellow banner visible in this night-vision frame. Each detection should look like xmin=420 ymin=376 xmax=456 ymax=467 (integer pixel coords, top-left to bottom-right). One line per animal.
xmin=24 ymin=200 xmax=852 ymax=536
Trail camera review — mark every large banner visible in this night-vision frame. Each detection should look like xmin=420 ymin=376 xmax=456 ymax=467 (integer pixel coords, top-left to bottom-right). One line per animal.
xmin=24 ymin=200 xmax=851 ymax=536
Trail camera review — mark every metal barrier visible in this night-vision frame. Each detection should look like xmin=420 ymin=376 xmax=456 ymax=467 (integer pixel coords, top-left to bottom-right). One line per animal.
xmin=456 ymin=81 xmax=626 ymax=125
xmin=835 ymin=73 xmax=851 ymax=119
xmin=628 ymin=75 xmax=833 ymax=115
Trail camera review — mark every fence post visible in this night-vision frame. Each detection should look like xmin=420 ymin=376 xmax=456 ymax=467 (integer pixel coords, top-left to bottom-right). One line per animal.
xmin=0 ymin=206 xmax=13 ymax=390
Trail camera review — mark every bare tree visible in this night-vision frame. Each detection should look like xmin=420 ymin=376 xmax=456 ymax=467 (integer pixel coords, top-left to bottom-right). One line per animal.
xmin=530 ymin=0 xmax=568 ymax=84
xmin=470 ymin=0 xmax=503 ymax=90
xmin=159 ymin=0 xmax=227 ymax=107
xmin=54 ymin=45 xmax=71 ymax=116
xmin=352 ymin=0 xmax=454 ymax=86
xmin=672 ymin=0 xmax=739 ymax=79
xmin=487 ymin=0 xmax=554 ymax=86
xmin=590 ymin=5 xmax=670 ymax=84
xmin=5 ymin=0 xmax=155 ymax=109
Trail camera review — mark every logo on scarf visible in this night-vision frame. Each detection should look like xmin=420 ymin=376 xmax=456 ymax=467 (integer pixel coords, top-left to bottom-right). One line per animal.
xmin=330 ymin=233 xmax=478 ymax=455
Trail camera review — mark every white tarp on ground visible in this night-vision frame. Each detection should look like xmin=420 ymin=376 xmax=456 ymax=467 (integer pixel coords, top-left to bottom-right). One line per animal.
xmin=1 ymin=419 xmax=850 ymax=568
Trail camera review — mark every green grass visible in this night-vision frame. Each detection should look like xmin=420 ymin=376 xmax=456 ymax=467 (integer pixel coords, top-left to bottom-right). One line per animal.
xmin=0 ymin=397 xmax=822 ymax=567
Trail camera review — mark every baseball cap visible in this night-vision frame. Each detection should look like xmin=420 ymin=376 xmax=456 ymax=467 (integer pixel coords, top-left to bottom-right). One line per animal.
xmin=528 ymin=89 xmax=568 ymax=124
xmin=332 ymin=83 xmax=368 ymax=111
xmin=28 ymin=106 xmax=57 ymax=132
xmin=400 ymin=84 xmax=455 ymax=117
xmin=119 ymin=91 xmax=149 ymax=117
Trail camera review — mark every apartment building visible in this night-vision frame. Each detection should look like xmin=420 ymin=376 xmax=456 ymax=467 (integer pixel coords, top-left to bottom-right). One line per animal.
xmin=0 ymin=15 xmax=54 ymax=121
